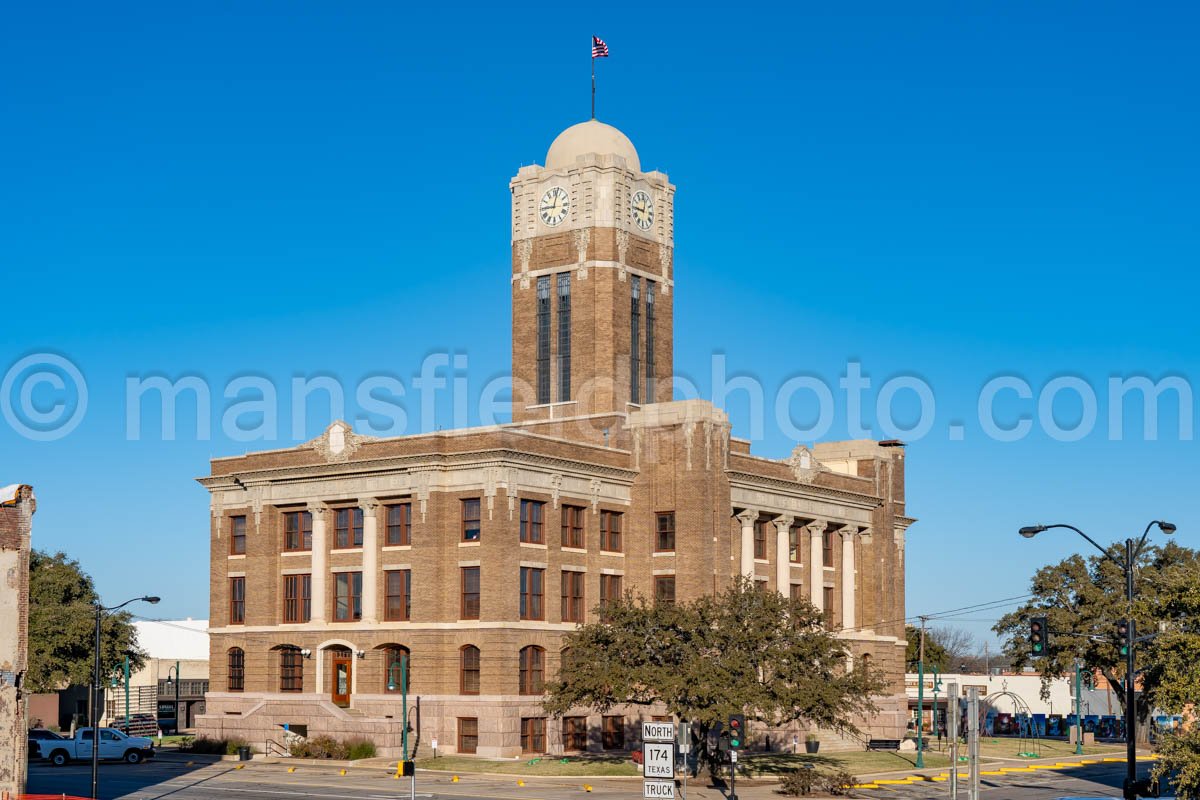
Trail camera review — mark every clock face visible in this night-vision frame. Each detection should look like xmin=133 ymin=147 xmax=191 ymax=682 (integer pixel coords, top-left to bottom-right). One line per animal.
xmin=539 ymin=186 xmax=570 ymax=226
xmin=631 ymin=190 xmax=654 ymax=230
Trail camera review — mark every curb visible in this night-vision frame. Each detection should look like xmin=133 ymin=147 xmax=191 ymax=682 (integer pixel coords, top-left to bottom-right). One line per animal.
xmin=850 ymin=753 xmax=1158 ymax=791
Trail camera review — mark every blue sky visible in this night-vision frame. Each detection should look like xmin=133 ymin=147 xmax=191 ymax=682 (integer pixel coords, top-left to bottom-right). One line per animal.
xmin=2 ymin=1 xmax=1196 ymax=648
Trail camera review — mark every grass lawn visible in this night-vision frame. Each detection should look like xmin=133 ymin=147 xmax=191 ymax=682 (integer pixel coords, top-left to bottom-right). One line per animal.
xmin=415 ymin=754 xmax=640 ymax=777
xmin=413 ymin=738 xmax=1129 ymax=780
xmin=742 ymin=750 xmax=952 ymax=778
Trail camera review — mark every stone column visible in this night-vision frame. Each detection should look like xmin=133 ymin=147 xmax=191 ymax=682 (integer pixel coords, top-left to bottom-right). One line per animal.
xmin=842 ymin=526 xmax=859 ymax=630
xmin=735 ymin=509 xmax=758 ymax=581
xmin=361 ymin=499 xmax=380 ymax=624
xmin=808 ymin=521 xmax=827 ymax=611
xmin=309 ymin=503 xmax=328 ymax=624
xmin=774 ymin=515 xmax=794 ymax=595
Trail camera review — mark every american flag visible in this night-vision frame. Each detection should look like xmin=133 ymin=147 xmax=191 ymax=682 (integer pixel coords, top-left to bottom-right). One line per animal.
xmin=592 ymin=36 xmax=609 ymax=59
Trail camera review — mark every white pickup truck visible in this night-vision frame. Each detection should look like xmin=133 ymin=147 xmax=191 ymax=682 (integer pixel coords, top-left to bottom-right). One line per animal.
xmin=41 ymin=727 xmax=155 ymax=766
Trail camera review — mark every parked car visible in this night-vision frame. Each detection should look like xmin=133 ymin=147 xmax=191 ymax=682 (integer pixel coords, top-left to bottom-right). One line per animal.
xmin=41 ymin=727 xmax=155 ymax=766
xmin=27 ymin=728 xmax=65 ymax=759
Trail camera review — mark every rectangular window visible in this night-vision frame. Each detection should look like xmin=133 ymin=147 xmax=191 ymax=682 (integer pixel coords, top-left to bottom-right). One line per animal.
xmin=458 ymin=718 xmax=478 ymax=754
xmin=599 ymin=573 xmax=622 ymax=620
xmin=557 ymin=272 xmax=571 ymax=401
xmin=282 ymin=573 xmax=311 ymax=623
xmin=789 ymin=523 xmax=802 ymax=563
xmin=563 ymin=716 xmax=588 ymax=752
xmin=630 ymin=276 xmax=641 ymax=404
xmin=655 ymin=512 xmax=675 ymax=552
xmin=790 ymin=583 xmax=803 ymax=601
xmin=283 ymin=510 xmax=312 ymax=552
xmin=654 ymin=575 xmax=675 ymax=605
xmin=561 ymin=570 xmax=584 ymax=622
xmin=536 ymin=275 xmax=551 ymax=404
xmin=823 ymin=586 xmax=835 ymax=623
xmin=521 ymin=717 xmax=547 ymax=754
xmin=230 ymin=515 xmax=246 ymax=555
xmin=461 ymin=566 xmax=480 ymax=620
xmin=334 ymin=507 xmax=364 ymax=548
xmin=561 ymin=505 xmax=585 ymax=548
xmin=334 ymin=571 xmax=363 ymax=621
xmin=645 ymin=280 xmax=655 ymax=402
xmin=602 ymin=715 xmax=625 ymax=750
xmin=384 ymin=569 xmax=411 ymax=621
xmin=520 ymin=567 xmax=545 ymax=620
xmin=280 ymin=648 xmax=303 ymax=692
xmin=823 ymin=528 xmax=835 ymax=567
xmin=600 ymin=510 xmax=622 ymax=552
xmin=229 ymin=577 xmax=245 ymax=624
xmin=520 ymin=499 xmax=544 ymax=544
xmin=754 ymin=519 xmax=768 ymax=560
xmin=462 ymin=498 xmax=481 ymax=541
xmin=386 ymin=503 xmax=412 ymax=546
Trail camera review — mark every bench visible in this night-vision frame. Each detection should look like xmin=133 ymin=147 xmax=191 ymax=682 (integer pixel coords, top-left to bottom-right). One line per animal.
xmin=866 ymin=739 xmax=901 ymax=751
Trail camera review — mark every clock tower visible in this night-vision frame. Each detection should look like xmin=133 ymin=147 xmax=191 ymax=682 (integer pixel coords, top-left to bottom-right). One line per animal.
xmin=510 ymin=120 xmax=675 ymax=423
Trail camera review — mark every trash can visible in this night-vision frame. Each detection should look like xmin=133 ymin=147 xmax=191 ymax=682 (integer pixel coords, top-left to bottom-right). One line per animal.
xmin=238 ymin=746 xmax=252 ymax=761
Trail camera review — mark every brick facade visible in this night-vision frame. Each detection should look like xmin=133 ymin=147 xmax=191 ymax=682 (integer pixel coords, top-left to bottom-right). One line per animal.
xmin=196 ymin=122 xmax=912 ymax=757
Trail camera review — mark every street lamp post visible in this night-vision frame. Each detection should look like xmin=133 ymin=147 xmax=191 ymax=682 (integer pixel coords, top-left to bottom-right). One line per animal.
xmin=1018 ymin=519 xmax=1176 ymax=800
xmin=92 ymin=595 xmax=160 ymax=800
xmin=387 ymin=654 xmax=410 ymax=760
xmin=165 ymin=661 xmax=182 ymax=736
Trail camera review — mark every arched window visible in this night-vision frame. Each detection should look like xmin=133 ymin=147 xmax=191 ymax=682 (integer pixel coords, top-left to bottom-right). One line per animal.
xmin=228 ymin=648 xmax=245 ymax=692
xmin=859 ymin=652 xmax=873 ymax=672
xmin=384 ymin=645 xmax=411 ymax=694
xmin=460 ymin=645 xmax=480 ymax=695
xmin=558 ymin=647 xmax=572 ymax=679
xmin=278 ymin=646 xmax=303 ymax=692
xmin=519 ymin=645 xmax=545 ymax=695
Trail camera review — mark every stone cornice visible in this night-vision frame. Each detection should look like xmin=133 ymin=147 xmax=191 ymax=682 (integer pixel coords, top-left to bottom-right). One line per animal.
xmin=198 ymin=448 xmax=638 ymax=491
xmin=726 ymin=470 xmax=884 ymax=510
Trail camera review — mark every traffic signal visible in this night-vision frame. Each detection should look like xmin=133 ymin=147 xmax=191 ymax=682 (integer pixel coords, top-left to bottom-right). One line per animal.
xmin=1029 ymin=617 xmax=1049 ymax=655
xmin=728 ymin=714 xmax=746 ymax=751
xmin=1116 ymin=620 xmax=1132 ymax=657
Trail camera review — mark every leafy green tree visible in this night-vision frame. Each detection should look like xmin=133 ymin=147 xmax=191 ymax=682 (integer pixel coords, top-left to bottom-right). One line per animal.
xmin=905 ymin=625 xmax=950 ymax=672
xmin=994 ymin=542 xmax=1199 ymax=736
xmin=1149 ymin=561 xmax=1200 ymax=799
xmin=545 ymin=579 xmax=885 ymax=774
xmin=26 ymin=550 xmax=146 ymax=694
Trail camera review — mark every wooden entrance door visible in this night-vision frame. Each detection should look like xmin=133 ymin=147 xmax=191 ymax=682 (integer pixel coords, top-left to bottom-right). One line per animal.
xmin=331 ymin=655 xmax=352 ymax=707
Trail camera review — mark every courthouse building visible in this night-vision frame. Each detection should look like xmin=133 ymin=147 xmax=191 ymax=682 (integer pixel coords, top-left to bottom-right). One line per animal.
xmin=196 ymin=120 xmax=914 ymax=757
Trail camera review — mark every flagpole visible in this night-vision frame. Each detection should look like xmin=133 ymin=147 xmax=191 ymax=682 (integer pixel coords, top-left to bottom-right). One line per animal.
xmin=591 ymin=34 xmax=596 ymax=119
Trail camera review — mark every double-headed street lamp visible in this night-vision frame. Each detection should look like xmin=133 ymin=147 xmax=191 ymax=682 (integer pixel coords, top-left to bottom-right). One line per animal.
xmin=1018 ymin=519 xmax=1176 ymax=800
xmin=92 ymin=595 xmax=159 ymax=800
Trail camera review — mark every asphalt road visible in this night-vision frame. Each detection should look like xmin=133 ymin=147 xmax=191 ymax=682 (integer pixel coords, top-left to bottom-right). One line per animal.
xmin=26 ymin=756 xmax=1162 ymax=800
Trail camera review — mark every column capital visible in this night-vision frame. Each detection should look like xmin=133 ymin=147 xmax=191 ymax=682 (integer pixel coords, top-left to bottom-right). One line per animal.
xmin=735 ymin=508 xmax=759 ymax=526
xmin=806 ymin=519 xmax=829 ymax=535
xmin=360 ymin=497 xmax=382 ymax=513
xmin=773 ymin=514 xmax=795 ymax=532
xmin=306 ymin=501 xmax=329 ymax=518
xmin=841 ymin=524 xmax=863 ymax=539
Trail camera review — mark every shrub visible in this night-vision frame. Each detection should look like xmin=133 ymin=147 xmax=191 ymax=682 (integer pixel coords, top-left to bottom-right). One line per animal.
xmin=344 ymin=737 xmax=377 ymax=760
xmin=804 ymin=733 xmax=820 ymax=743
xmin=823 ymin=769 xmax=857 ymax=796
xmin=290 ymin=735 xmax=347 ymax=759
xmin=223 ymin=737 xmax=251 ymax=756
xmin=779 ymin=767 xmax=821 ymax=796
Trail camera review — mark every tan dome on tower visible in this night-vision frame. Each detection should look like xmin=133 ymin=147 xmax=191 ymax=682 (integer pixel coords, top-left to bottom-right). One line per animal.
xmin=545 ymin=119 xmax=640 ymax=172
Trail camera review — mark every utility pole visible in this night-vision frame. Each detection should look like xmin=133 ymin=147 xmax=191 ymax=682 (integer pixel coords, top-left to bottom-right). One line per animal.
xmin=916 ymin=616 xmax=927 ymax=768
xmin=1074 ymin=662 xmax=1084 ymax=756
xmin=947 ymin=681 xmax=959 ymax=800
xmin=967 ymin=687 xmax=980 ymax=800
